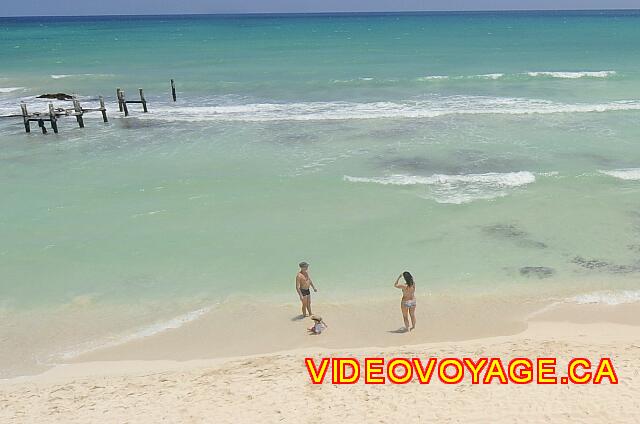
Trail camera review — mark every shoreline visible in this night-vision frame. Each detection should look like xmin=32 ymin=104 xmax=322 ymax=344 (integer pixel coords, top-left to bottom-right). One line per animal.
xmin=2 ymin=290 xmax=639 ymax=381
xmin=1 ymin=304 xmax=638 ymax=423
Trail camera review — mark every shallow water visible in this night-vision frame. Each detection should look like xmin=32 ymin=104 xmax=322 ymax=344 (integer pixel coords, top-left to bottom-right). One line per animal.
xmin=1 ymin=11 xmax=640 ymax=376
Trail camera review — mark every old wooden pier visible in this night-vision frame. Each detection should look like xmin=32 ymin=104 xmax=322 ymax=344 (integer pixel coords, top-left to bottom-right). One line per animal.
xmin=19 ymin=97 xmax=108 ymax=134
xmin=116 ymin=88 xmax=148 ymax=117
xmin=0 ymin=79 xmax=178 ymax=134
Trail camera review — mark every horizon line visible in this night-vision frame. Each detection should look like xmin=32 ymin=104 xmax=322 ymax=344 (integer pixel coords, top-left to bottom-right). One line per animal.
xmin=2 ymin=8 xmax=640 ymax=19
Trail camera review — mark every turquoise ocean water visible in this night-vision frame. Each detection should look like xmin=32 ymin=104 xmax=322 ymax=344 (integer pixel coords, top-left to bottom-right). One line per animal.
xmin=1 ymin=11 xmax=640 ymax=374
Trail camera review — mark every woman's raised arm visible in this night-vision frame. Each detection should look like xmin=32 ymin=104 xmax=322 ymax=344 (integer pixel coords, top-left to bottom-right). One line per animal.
xmin=394 ymin=274 xmax=405 ymax=289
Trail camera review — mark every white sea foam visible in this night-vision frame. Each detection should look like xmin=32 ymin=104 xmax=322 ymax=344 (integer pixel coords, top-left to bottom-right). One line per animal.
xmin=0 ymin=87 xmax=24 ymax=93
xmin=599 ymin=168 xmax=640 ymax=181
xmin=527 ymin=289 xmax=640 ymax=319
xmin=50 ymin=73 xmax=115 ymax=79
xmin=567 ymin=290 xmax=640 ymax=305
xmin=344 ymin=171 xmax=536 ymax=204
xmin=415 ymin=71 xmax=616 ymax=82
xmin=417 ymin=75 xmax=449 ymax=81
xmin=55 ymin=305 xmax=216 ymax=361
xmin=141 ymin=96 xmax=640 ymax=123
xmin=419 ymin=73 xmax=504 ymax=81
xmin=527 ymin=70 xmax=616 ymax=79
xmin=330 ymin=77 xmax=376 ymax=83
xmin=471 ymin=73 xmax=505 ymax=80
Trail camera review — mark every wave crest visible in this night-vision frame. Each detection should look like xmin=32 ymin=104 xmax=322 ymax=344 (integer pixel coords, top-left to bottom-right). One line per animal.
xmin=55 ymin=305 xmax=215 ymax=361
xmin=527 ymin=70 xmax=616 ymax=79
xmin=567 ymin=290 xmax=640 ymax=305
xmin=141 ymin=97 xmax=640 ymax=123
xmin=344 ymin=171 xmax=536 ymax=204
xmin=0 ymin=87 xmax=24 ymax=93
xmin=599 ymin=168 xmax=640 ymax=181
xmin=50 ymin=73 xmax=115 ymax=79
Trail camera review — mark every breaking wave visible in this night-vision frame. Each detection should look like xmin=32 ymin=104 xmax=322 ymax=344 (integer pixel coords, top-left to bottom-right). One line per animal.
xmin=54 ymin=305 xmax=216 ymax=361
xmin=50 ymin=74 xmax=115 ymax=79
xmin=140 ymin=96 xmax=640 ymax=123
xmin=344 ymin=171 xmax=537 ymax=204
xmin=0 ymin=87 xmax=24 ymax=93
xmin=567 ymin=290 xmax=640 ymax=305
xmin=526 ymin=70 xmax=616 ymax=79
xmin=333 ymin=70 xmax=616 ymax=84
xmin=599 ymin=168 xmax=640 ymax=181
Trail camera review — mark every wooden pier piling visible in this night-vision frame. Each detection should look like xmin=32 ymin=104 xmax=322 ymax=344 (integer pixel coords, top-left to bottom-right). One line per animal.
xmin=116 ymin=88 xmax=123 ymax=112
xmin=99 ymin=96 xmax=108 ymax=122
xmin=171 ymin=79 xmax=176 ymax=102
xmin=20 ymin=103 xmax=30 ymax=133
xmin=116 ymin=88 xmax=148 ymax=115
xmin=139 ymin=89 xmax=148 ymax=113
xmin=119 ymin=90 xmax=129 ymax=116
xmin=72 ymin=99 xmax=84 ymax=128
xmin=49 ymin=103 xmax=58 ymax=133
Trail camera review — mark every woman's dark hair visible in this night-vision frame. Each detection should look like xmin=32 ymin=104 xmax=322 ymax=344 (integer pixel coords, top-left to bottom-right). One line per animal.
xmin=403 ymin=271 xmax=414 ymax=286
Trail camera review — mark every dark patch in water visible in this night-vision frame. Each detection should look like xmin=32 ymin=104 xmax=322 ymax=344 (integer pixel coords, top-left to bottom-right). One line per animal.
xmin=452 ymin=149 xmax=522 ymax=173
xmin=367 ymin=125 xmax=418 ymax=139
xmin=379 ymin=156 xmax=446 ymax=175
xmin=519 ymin=240 xmax=549 ymax=249
xmin=378 ymin=150 xmax=527 ymax=177
xmin=628 ymin=244 xmax=640 ymax=253
xmin=571 ymin=256 xmax=610 ymax=270
xmin=37 ymin=93 xmax=73 ymax=101
xmin=571 ymin=256 xmax=640 ymax=274
xmin=520 ymin=266 xmax=555 ymax=279
xmin=275 ymin=132 xmax=321 ymax=144
xmin=484 ymin=224 xmax=526 ymax=238
xmin=628 ymin=211 xmax=640 ymax=233
xmin=564 ymin=152 xmax=631 ymax=169
xmin=118 ymin=118 xmax=163 ymax=130
xmin=483 ymin=224 xmax=548 ymax=249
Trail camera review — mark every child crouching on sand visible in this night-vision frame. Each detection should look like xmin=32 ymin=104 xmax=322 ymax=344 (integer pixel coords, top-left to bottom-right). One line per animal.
xmin=308 ymin=315 xmax=328 ymax=335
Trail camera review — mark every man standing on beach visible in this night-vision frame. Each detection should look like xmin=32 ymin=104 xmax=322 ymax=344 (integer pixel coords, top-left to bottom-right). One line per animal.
xmin=296 ymin=261 xmax=317 ymax=317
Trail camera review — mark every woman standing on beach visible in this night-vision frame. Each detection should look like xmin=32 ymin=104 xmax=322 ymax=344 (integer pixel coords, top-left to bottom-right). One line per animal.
xmin=394 ymin=272 xmax=416 ymax=331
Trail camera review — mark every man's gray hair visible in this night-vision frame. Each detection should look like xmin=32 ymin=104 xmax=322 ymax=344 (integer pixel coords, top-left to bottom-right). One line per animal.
xmin=299 ymin=261 xmax=309 ymax=268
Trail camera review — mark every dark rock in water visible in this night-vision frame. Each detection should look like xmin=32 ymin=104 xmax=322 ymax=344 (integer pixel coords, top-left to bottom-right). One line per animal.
xmin=571 ymin=256 xmax=610 ymax=270
xmin=571 ymin=256 xmax=640 ymax=274
xmin=484 ymin=224 xmax=527 ymax=238
xmin=37 ymin=93 xmax=74 ymax=101
xmin=482 ymin=224 xmax=548 ymax=249
xmin=517 ymin=240 xmax=548 ymax=249
xmin=520 ymin=266 xmax=555 ymax=279
xmin=607 ymin=263 xmax=640 ymax=274
xmin=378 ymin=156 xmax=446 ymax=175
xmin=118 ymin=118 xmax=157 ymax=129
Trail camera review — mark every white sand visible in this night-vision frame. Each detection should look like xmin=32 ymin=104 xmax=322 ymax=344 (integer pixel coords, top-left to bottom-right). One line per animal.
xmin=1 ymin=301 xmax=639 ymax=423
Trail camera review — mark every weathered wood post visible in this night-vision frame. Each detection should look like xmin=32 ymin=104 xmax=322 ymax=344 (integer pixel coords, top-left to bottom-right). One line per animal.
xmin=120 ymin=90 xmax=129 ymax=116
xmin=116 ymin=88 xmax=123 ymax=112
xmin=171 ymin=79 xmax=176 ymax=102
xmin=49 ymin=103 xmax=58 ymax=134
xmin=139 ymin=88 xmax=148 ymax=112
xmin=20 ymin=102 xmax=30 ymax=133
xmin=38 ymin=118 xmax=47 ymax=134
xmin=73 ymin=99 xmax=84 ymax=128
xmin=99 ymin=96 xmax=108 ymax=122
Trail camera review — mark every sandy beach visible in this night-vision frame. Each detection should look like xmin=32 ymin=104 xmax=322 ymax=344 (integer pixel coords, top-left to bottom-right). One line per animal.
xmin=1 ymin=299 xmax=638 ymax=423
xmin=2 ymin=8 xmax=640 ymax=424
